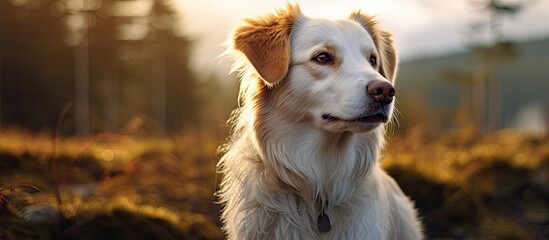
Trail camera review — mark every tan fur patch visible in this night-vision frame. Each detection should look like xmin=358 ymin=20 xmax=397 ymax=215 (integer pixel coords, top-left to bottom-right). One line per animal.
xmin=232 ymin=4 xmax=300 ymax=85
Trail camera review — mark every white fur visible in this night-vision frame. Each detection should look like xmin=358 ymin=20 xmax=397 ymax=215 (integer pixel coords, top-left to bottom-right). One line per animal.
xmin=218 ymin=7 xmax=423 ymax=240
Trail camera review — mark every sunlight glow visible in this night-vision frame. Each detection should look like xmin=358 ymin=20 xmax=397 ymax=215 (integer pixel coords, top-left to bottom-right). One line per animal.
xmin=174 ymin=0 xmax=431 ymax=73
xmin=174 ymin=0 xmax=549 ymax=75
xmin=111 ymin=0 xmax=153 ymax=17
xmin=102 ymin=149 xmax=115 ymax=162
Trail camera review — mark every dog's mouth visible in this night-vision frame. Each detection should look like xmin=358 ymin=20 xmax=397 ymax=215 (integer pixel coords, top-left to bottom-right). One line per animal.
xmin=322 ymin=113 xmax=389 ymax=123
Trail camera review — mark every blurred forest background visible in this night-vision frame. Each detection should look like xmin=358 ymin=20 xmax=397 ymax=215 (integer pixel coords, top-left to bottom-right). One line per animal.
xmin=0 ymin=0 xmax=547 ymax=239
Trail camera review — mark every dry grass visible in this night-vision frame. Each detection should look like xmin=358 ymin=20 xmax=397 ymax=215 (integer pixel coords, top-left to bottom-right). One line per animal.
xmin=383 ymin=128 xmax=549 ymax=239
xmin=0 ymin=127 xmax=222 ymax=239
xmin=383 ymin=128 xmax=549 ymax=185
xmin=0 ymin=126 xmax=547 ymax=239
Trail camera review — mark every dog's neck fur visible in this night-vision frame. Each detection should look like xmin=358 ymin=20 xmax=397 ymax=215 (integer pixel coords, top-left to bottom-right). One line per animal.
xmin=255 ymin=109 xmax=385 ymax=211
xmin=219 ymin=77 xmax=387 ymax=237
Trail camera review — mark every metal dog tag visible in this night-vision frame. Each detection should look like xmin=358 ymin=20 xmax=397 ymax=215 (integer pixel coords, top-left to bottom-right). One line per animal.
xmin=317 ymin=212 xmax=332 ymax=232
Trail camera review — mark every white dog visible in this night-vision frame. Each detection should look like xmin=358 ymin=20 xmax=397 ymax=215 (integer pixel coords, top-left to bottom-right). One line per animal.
xmin=218 ymin=4 xmax=423 ymax=239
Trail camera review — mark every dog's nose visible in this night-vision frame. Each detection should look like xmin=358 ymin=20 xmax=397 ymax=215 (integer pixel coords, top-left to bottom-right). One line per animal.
xmin=367 ymin=80 xmax=395 ymax=104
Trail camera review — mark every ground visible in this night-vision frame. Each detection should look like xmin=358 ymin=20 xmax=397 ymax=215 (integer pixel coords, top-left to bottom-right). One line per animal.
xmin=0 ymin=127 xmax=547 ymax=239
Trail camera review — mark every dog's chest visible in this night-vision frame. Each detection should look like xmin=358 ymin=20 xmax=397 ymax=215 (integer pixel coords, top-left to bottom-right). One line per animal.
xmin=319 ymin=197 xmax=389 ymax=239
xmin=259 ymin=181 xmax=390 ymax=239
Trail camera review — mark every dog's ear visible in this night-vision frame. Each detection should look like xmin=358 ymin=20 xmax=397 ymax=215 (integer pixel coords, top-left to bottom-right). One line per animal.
xmin=232 ymin=4 xmax=299 ymax=85
xmin=349 ymin=12 xmax=398 ymax=83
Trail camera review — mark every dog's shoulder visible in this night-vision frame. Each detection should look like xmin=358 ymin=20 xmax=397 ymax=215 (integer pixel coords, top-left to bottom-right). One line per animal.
xmin=376 ymin=169 xmax=424 ymax=239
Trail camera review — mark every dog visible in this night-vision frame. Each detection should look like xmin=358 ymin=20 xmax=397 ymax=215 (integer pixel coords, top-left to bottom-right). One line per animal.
xmin=217 ymin=4 xmax=423 ymax=239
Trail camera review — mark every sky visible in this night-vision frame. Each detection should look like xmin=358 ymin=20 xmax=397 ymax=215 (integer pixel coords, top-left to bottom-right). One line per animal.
xmin=175 ymin=0 xmax=549 ymax=76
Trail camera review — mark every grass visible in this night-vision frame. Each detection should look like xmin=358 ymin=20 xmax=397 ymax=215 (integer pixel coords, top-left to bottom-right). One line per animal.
xmin=383 ymin=128 xmax=549 ymax=239
xmin=0 ymin=126 xmax=547 ymax=239
xmin=0 ymin=127 xmax=222 ymax=240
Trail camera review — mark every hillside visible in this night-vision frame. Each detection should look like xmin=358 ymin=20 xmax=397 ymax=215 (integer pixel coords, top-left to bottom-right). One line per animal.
xmin=396 ymin=37 xmax=549 ymax=131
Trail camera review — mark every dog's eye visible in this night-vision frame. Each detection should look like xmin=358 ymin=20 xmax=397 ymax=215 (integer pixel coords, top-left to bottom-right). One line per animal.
xmin=369 ymin=55 xmax=377 ymax=66
xmin=313 ymin=52 xmax=333 ymax=64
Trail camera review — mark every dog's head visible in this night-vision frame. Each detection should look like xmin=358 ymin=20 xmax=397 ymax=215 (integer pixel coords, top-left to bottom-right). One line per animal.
xmin=231 ymin=4 xmax=398 ymax=133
